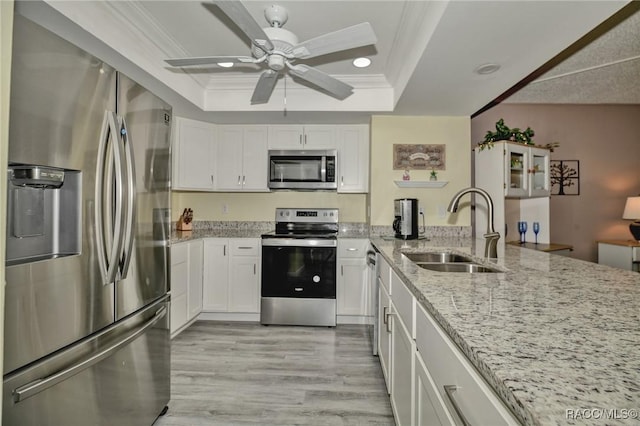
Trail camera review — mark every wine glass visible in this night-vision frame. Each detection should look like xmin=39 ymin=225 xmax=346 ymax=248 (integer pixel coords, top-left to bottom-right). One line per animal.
xmin=517 ymin=221 xmax=524 ymax=244
xmin=533 ymin=222 xmax=540 ymax=244
xmin=518 ymin=221 xmax=528 ymax=244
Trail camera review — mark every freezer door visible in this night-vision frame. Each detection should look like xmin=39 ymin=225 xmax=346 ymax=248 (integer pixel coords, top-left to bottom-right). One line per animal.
xmin=4 ymin=14 xmax=117 ymax=374
xmin=114 ymin=73 xmax=172 ymax=320
xmin=3 ymin=297 xmax=170 ymax=426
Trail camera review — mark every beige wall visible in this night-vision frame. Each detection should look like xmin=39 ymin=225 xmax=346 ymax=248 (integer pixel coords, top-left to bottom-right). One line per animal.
xmin=172 ymin=192 xmax=367 ymax=223
xmin=1 ymin=0 xmax=14 ymax=417
xmin=370 ymin=115 xmax=471 ymax=227
xmin=472 ymin=104 xmax=640 ymax=262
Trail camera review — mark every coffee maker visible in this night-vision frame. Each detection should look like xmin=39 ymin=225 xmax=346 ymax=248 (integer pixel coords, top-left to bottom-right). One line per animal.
xmin=393 ymin=198 xmax=419 ymax=240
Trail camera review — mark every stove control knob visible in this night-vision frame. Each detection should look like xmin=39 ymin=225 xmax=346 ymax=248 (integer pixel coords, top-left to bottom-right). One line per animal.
xmin=313 ymin=275 xmax=320 ymax=283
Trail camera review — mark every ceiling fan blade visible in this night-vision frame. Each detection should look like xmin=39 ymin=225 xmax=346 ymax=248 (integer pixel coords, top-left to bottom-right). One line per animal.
xmin=165 ymin=56 xmax=255 ymax=67
xmin=251 ymin=70 xmax=279 ymax=104
xmin=292 ymin=22 xmax=377 ymax=60
xmin=288 ymin=64 xmax=353 ymax=100
xmin=212 ymin=1 xmax=274 ymax=53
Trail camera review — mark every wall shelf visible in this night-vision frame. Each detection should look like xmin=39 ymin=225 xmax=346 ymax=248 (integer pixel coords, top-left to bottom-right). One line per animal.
xmin=394 ymin=180 xmax=448 ymax=188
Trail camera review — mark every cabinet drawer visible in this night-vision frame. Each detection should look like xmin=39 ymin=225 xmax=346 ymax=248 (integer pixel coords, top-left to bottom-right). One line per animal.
xmin=415 ymin=303 xmax=518 ymax=425
xmin=230 ymin=239 xmax=259 ymax=256
xmin=378 ymin=255 xmax=391 ymax=294
xmin=171 ymin=242 xmax=189 ymax=265
xmin=391 ymin=272 xmax=414 ymax=336
xmin=338 ymin=239 xmax=369 ymax=258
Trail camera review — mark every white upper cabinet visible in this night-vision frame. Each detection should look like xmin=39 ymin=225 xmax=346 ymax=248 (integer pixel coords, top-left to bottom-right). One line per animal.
xmin=502 ymin=142 xmax=550 ymax=198
xmin=476 ymin=141 xmax=551 ymax=199
xmin=337 ymin=125 xmax=369 ymax=193
xmin=216 ymin=125 xmax=269 ymax=192
xmin=172 ymin=117 xmax=216 ymax=191
xmin=268 ymin=125 xmax=336 ymax=149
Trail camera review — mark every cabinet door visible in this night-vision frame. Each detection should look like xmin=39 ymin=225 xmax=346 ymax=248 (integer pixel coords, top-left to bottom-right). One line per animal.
xmin=170 ymin=243 xmax=189 ymax=334
xmin=173 ymin=117 xmax=215 ymax=190
xmin=337 ymin=258 xmax=367 ymax=316
xmin=504 ymin=143 xmax=529 ymax=197
xmin=415 ymin=351 xmax=454 ymax=426
xmin=202 ymin=239 xmax=229 ymax=312
xmin=378 ymin=283 xmax=392 ymax=393
xmin=529 ymin=147 xmax=550 ymax=197
xmin=216 ymin=126 xmax=244 ymax=191
xmin=391 ymin=307 xmax=414 ymax=426
xmin=337 ymin=125 xmax=369 ymax=193
xmin=303 ymin=125 xmax=336 ymax=148
xmin=241 ymin=126 xmax=269 ymax=191
xmin=268 ymin=125 xmax=304 ymax=149
xmin=187 ymin=239 xmax=203 ymax=320
xmin=228 ymin=256 xmax=260 ymax=313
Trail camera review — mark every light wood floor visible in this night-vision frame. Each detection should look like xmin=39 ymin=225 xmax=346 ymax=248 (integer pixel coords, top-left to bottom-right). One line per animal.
xmin=154 ymin=321 xmax=395 ymax=426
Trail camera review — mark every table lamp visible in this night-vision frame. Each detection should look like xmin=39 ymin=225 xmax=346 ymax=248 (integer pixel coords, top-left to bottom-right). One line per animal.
xmin=622 ymin=196 xmax=640 ymax=241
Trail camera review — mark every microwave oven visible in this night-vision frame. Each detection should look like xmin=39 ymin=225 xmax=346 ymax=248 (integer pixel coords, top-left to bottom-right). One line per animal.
xmin=268 ymin=149 xmax=337 ymax=190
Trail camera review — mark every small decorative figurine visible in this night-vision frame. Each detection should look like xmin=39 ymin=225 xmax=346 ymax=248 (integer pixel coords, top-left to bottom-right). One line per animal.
xmin=403 ymin=169 xmax=411 ymax=181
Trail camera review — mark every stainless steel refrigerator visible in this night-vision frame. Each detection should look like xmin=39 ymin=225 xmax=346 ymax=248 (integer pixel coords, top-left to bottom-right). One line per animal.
xmin=3 ymin=12 xmax=172 ymax=426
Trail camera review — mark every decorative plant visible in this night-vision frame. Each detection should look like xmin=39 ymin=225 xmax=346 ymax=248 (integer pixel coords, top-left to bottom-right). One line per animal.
xmin=478 ymin=118 xmax=535 ymax=151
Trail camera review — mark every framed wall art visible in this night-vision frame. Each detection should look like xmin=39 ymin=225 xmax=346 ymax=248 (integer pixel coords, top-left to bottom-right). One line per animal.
xmin=550 ymin=160 xmax=580 ymax=195
xmin=393 ymin=144 xmax=445 ymax=170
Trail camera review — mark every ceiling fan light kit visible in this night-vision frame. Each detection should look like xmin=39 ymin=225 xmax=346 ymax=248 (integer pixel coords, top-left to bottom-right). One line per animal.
xmin=165 ymin=0 xmax=377 ymax=105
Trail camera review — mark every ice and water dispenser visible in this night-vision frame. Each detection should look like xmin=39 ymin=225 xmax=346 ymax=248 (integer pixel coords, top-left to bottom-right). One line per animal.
xmin=6 ymin=164 xmax=81 ymax=266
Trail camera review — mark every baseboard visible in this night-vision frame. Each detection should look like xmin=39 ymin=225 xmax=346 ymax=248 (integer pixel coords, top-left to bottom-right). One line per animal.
xmin=337 ymin=315 xmax=374 ymax=325
xmin=198 ymin=312 xmax=261 ymax=322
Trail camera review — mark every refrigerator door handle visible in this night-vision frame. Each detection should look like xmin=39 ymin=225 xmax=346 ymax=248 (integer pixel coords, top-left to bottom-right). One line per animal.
xmin=12 ymin=305 xmax=168 ymax=403
xmin=95 ymin=110 xmax=126 ymax=285
xmin=118 ymin=116 xmax=137 ymax=279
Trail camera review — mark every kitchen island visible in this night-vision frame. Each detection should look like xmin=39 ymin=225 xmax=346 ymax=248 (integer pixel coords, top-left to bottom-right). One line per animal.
xmin=371 ymin=237 xmax=640 ymax=426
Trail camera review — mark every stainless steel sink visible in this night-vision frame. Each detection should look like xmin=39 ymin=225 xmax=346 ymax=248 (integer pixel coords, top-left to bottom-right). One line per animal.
xmin=403 ymin=252 xmax=472 ymax=263
xmin=414 ymin=262 xmax=501 ymax=273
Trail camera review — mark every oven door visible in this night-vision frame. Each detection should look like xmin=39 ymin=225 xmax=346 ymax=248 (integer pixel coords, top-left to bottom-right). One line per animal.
xmin=261 ymin=238 xmax=337 ymax=298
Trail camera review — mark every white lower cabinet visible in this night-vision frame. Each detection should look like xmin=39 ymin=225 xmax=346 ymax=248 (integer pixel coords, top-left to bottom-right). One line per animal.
xmin=390 ymin=307 xmax=414 ymax=426
xmin=203 ymin=238 xmax=260 ymax=314
xmin=170 ymin=239 xmax=203 ymax=336
xmin=378 ymin=283 xmax=392 ymax=392
xmin=376 ymin=255 xmax=519 ymax=426
xmin=337 ymin=239 xmax=371 ymax=321
xmin=414 ymin=350 xmax=454 ymax=425
xmin=202 ymin=238 xmax=229 ymax=312
xmin=415 ymin=302 xmax=519 ymax=426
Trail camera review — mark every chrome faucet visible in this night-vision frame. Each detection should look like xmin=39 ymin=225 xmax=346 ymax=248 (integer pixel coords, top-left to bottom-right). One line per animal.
xmin=447 ymin=187 xmax=500 ymax=259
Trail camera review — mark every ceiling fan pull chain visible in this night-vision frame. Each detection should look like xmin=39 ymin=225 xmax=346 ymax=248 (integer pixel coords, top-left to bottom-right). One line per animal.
xmin=283 ymin=74 xmax=287 ymax=116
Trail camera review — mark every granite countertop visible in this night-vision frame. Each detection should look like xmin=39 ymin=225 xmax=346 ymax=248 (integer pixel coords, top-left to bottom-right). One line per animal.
xmin=371 ymin=237 xmax=640 ymax=426
xmin=170 ymin=222 xmax=370 ymax=243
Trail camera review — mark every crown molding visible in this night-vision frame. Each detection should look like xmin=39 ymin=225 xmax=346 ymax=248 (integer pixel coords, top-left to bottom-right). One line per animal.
xmin=385 ymin=0 xmax=449 ymax=105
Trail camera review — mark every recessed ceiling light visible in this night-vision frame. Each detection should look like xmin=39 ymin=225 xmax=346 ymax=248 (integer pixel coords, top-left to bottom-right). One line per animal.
xmin=475 ymin=63 xmax=501 ymax=75
xmin=352 ymin=57 xmax=371 ymax=68
xmin=217 ymin=62 xmax=234 ymax=68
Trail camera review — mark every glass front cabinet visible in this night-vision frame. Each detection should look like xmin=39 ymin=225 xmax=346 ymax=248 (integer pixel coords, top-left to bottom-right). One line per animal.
xmin=504 ymin=143 xmax=550 ymax=198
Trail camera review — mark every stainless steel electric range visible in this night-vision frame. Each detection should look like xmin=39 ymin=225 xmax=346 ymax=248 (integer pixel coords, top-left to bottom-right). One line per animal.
xmin=261 ymin=208 xmax=338 ymax=327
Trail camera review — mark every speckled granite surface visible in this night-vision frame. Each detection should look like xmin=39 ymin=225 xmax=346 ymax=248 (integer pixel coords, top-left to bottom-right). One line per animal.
xmin=171 ymin=221 xmax=371 ymax=242
xmin=170 ymin=222 xmax=472 ymax=243
xmin=371 ymin=237 xmax=640 ymax=426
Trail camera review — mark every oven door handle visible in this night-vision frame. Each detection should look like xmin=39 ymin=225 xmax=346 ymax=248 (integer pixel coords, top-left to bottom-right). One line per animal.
xmin=261 ymin=238 xmax=337 ymax=248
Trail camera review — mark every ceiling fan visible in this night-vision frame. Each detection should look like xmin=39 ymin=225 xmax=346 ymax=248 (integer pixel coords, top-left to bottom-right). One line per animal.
xmin=165 ymin=1 xmax=377 ymax=104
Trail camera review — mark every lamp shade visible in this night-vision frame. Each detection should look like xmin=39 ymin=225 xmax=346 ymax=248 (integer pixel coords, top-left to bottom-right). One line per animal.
xmin=623 ymin=196 xmax=640 ymax=241
xmin=622 ymin=197 xmax=640 ymax=219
